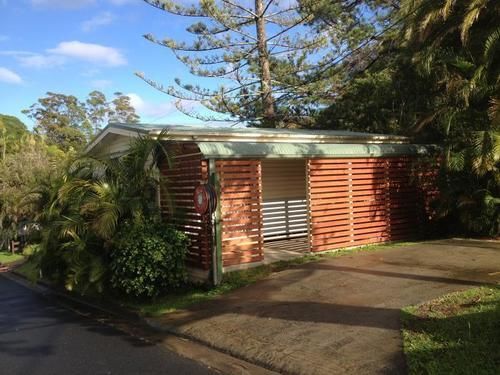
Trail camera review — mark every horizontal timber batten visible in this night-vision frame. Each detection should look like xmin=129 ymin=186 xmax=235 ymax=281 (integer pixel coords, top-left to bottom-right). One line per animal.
xmin=307 ymin=157 xmax=436 ymax=252
xmin=160 ymin=143 xmax=211 ymax=270
xmin=157 ymin=150 xmax=437 ymax=271
xmin=218 ymin=159 xmax=263 ymax=267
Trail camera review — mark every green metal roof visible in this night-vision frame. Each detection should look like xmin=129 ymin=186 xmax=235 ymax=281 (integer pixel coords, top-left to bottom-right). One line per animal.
xmin=86 ymin=123 xmax=438 ymax=158
xmin=197 ymin=142 xmax=436 ymax=159
xmin=107 ymin=123 xmax=405 ymax=139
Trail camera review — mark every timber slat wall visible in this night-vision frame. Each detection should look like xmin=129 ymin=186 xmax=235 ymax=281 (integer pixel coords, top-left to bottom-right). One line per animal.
xmin=159 ymin=143 xmax=211 ymax=270
xmin=217 ymin=160 xmax=263 ymax=267
xmin=308 ymin=157 xmax=422 ymax=252
xmin=262 ymin=198 xmax=308 ymax=240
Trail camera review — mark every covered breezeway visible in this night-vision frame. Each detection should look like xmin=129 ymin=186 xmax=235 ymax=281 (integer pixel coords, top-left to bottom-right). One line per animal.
xmin=261 ymin=159 xmax=309 ymax=263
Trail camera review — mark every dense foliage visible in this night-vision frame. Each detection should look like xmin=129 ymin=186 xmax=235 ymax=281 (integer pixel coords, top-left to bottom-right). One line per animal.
xmin=0 ymin=110 xmax=187 ymax=299
xmin=0 ymin=116 xmax=64 ymax=251
xmin=315 ymin=0 xmax=499 ymax=236
xmin=0 ymin=114 xmax=29 ymax=157
xmin=22 ymin=91 xmax=140 ymax=150
xmin=110 ymin=219 xmax=188 ymax=298
xmin=28 ymin=134 xmax=175 ymax=294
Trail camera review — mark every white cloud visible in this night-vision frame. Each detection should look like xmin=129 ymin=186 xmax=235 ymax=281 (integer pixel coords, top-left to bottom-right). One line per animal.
xmin=127 ymin=93 xmax=176 ymax=118
xmin=19 ymin=54 xmax=66 ymax=68
xmin=48 ymin=41 xmax=127 ymax=66
xmin=31 ymin=0 xmax=96 ymax=8
xmin=90 ymin=79 xmax=113 ymax=89
xmin=82 ymin=12 xmax=114 ymax=32
xmin=0 ymin=50 xmax=66 ymax=69
xmin=23 ymin=54 xmax=64 ymax=68
xmin=0 ymin=67 xmax=22 ymax=84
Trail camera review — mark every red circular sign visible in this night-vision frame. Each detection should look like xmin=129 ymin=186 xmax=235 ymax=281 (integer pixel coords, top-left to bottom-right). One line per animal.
xmin=194 ymin=184 xmax=217 ymax=214
xmin=194 ymin=185 xmax=210 ymax=214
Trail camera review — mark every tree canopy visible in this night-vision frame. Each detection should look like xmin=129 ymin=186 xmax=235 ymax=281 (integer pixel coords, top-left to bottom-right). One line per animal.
xmin=139 ymin=0 xmax=395 ymax=127
xmin=22 ymin=91 xmax=141 ymax=151
xmin=0 ymin=114 xmax=29 ymax=160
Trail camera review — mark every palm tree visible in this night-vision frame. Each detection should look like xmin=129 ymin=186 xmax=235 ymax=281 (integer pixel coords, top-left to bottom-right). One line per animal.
xmin=28 ymin=131 xmax=174 ymax=292
xmin=400 ymin=0 xmax=499 ymax=235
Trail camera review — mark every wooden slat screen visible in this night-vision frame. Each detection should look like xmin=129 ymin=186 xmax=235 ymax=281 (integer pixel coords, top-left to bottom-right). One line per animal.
xmin=159 ymin=143 xmax=211 ymax=270
xmin=308 ymin=157 xmax=422 ymax=252
xmin=262 ymin=198 xmax=308 ymax=240
xmin=216 ymin=160 xmax=263 ymax=267
xmin=261 ymin=159 xmax=308 ymax=241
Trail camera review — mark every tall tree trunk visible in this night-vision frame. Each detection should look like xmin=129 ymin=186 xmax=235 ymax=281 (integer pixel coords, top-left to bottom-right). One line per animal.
xmin=255 ymin=0 xmax=275 ymax=126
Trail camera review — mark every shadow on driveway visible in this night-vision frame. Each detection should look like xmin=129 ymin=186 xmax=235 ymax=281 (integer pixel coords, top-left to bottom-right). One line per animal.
xmin=152 ymin=239 xmax=500 ymax=375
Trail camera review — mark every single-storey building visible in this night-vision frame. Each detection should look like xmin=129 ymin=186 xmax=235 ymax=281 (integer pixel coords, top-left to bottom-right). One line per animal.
xmin=87 ymin=123 xmax=438 ymax=284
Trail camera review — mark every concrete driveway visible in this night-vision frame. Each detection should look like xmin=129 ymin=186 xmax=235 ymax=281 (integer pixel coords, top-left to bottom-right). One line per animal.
xmin=151 ymin=239 xmax=500 ymax=375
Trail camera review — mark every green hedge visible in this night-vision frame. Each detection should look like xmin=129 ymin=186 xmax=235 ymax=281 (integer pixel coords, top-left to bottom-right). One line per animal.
xmin=110 ymin=220 xmax=189 ymax=298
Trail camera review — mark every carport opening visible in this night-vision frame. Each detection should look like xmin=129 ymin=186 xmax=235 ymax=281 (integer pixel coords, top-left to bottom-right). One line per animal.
xmin=261 ymin=159 xmax=309 ymax=263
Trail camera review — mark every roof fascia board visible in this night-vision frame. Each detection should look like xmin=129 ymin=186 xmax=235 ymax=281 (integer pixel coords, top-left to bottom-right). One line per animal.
xmin=85 ymin=126 xmax=146 ymax=154
xmin=150 ymin=131 xmax=408 ymax=144
xmin=197 ymin=142 xmax=438 ymax=159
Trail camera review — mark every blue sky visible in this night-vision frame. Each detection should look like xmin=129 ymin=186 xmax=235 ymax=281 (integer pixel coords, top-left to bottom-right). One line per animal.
xmin=0 ymin=0 xmax=212 ymax=128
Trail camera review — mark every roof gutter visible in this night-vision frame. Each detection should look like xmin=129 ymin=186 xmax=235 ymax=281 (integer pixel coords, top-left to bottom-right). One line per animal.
xmin=148 ymin=130 xmax=409 ymax=144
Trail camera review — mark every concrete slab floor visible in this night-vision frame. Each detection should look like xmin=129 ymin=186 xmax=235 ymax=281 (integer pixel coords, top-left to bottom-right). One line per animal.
xmin=151 ymin=239 xmax=500 ymax=375
xmin=263 ymin=237 xmax=309 ymax=264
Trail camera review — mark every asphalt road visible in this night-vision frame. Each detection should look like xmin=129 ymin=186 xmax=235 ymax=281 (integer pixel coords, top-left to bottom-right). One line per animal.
xmin=0 ymin=275 xmax=215 ymax=375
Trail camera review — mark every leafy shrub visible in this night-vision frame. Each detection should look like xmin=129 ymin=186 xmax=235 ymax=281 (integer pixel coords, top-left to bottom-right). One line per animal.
xmin=22 ymin=243 xmax=41 ymax=257
xmin=435 ymin=168 xmax=499 ymax=237
xmin=110 ymin=220 xmax=189 ymax=298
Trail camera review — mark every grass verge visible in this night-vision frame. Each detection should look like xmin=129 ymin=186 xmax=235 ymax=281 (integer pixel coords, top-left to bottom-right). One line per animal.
xmin=129 ymin=241 xmax=414 ymax=316
xmin=0 ymin=251 xmax=24 ymax=266
xmin=401 ymin=286 xmax=500 ymax=375
xmin=15 ymin=258 xmax=40 ymax=281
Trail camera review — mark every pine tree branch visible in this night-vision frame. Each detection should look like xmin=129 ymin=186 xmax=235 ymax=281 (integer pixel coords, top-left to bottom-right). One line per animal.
xmin=220 ymin=0 xmax=257 ymax=18
xmin=201 ymin=7 xmax=258 ymax=42
xmin=144 ymin=33 xmax=255 ymax=52
xmin=265 ymin=5 xmax=301 ymax=19
xmin=143 ymin=0 xmax=208 ymax=18
xmin=266 ymin=14 xmax=314 ymax=43
xmin=261 ymin=0 xmax=276 ymax=16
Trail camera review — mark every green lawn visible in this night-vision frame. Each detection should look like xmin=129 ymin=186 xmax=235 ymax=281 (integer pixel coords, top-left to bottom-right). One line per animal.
xmin=129 ymin=241 xmax=415 ymax=316
xmin=0 ymin=251 xmax=24 ymax=266
xmin=402 ymin=286 xmax=500 ymax=375
xmin=14 ymin=258 xmax=40 ymax=281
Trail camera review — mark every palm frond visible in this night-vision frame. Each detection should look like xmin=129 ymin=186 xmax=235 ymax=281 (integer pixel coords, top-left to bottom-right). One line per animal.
xmin=483 ymin=26 xmax=500 ymax=63
xmin=461 ymin=0 xmax=488 ymax=44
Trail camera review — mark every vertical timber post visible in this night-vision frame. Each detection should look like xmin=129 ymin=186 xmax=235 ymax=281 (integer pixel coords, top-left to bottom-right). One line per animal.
xmin=306 ymin=158 xmax=312 ymax=253
xmin=209 ymin=159 xmax=223 ymax=286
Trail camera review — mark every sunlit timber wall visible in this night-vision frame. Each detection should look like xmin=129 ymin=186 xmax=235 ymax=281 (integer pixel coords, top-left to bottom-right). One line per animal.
xmin=159 ymin=153 xmax=438 ymax=271
xmin=159 ymin=143 xmax=212 ymax=270
xmin=307 ymin=157 xmax=438 ymax=252
xmin=216 ymin=160 xmax=264 ymax=268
